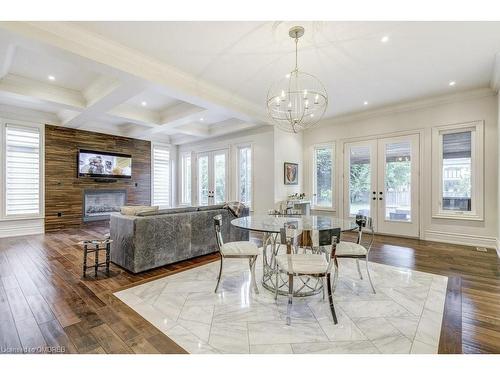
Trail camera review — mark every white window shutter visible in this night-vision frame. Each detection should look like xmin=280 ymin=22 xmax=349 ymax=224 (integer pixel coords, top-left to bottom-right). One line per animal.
xmin=153 ymin=145 xmax=170 ymax=207
xmin=5 ymin=125 xmax=41 ymax=216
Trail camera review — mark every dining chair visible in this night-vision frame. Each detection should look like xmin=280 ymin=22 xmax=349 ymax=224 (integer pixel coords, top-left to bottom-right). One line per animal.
xmin=213 ymin=214 xmax=260 ymax=294
xmin=274 ymin=226 xmax=340 ymax=325
xmin=334 ymin=215 xmax=376 ymax=294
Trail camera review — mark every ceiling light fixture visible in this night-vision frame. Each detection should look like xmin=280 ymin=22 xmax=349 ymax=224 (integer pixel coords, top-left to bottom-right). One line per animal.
xmin=141 ymin=101 xmax=147 ymax=106
xmin=199 ymin=117 xmax=204 ymax=122
xmin=449 ymin=81 xmax=456 ymax=86
xmin=48 ymin=75 xmax=55 ymax=81
xmin=381 ymin=35 xmax=389 ymax=43
xmin=266 ymin=26 xmax=328 ymax=133
xmin=363 ymin=101 xmax=369 ymax=106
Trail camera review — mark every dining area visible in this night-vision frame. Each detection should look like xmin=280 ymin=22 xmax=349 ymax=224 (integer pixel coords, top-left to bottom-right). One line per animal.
xmin=216 ymin=212 xmax=376 ymax=326
xmin=114 ymin=207 xmax=448 ymax=354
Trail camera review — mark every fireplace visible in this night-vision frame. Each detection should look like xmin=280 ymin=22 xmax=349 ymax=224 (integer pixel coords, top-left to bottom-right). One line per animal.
xmin=83 ymin=189 xmax=127 ymax=222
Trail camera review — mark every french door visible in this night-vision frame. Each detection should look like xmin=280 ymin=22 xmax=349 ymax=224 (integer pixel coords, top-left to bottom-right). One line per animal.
xmin=196 ymin=149 xmax=229 ymax=206
xmin=343 ymin=134 xmax=420 ymax=237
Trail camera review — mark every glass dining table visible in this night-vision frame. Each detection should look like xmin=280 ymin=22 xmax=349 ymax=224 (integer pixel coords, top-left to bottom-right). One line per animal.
xmin=231 ymin=214 xmax=357 ymax=296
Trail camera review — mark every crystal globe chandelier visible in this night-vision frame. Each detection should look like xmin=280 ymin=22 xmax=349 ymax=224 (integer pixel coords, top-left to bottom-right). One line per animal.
xmin=267 ymin=26 xmax=328 ymax=133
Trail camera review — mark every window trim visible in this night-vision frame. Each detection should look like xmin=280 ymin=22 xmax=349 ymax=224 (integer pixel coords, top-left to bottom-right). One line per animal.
xmin=236 ymin=143 xmax=253 ymax=210
xmin=179 ymin=151 xmax=192 ymax=206
xmin=312 ymin=142 xmax=335 ymax=211
xmin=432 ymin=120 xmax=484 ymax=221
xmin=0 ymin=119 xmax=45 ymax=221
xmin=151 ymin=142 xmax=172 ymax=209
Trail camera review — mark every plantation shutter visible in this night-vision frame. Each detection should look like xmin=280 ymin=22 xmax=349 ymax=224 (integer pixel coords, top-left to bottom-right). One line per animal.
xmin=5 ymin=124 xmax=41 ymax=216
xmin=153 ymin=145 xmax=170 ymax=207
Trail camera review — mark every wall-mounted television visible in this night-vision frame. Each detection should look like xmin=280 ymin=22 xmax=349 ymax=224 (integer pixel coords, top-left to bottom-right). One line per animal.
xmin=78 ymin=149 xmax=132 ymax=179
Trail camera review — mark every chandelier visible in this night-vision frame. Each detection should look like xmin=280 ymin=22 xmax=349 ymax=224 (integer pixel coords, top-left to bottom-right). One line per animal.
xmin=266 ymin=26 xmax=328 ymax=133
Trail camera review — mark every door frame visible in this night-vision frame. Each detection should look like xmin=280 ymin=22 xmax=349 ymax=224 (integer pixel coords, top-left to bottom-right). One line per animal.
xmin=195 ymin=148 xmax=230 ymax=206
xmin=376 ymin=133 xmax=420 ymax=237
xmin=339 ymin=129 xmax=424 ymax=239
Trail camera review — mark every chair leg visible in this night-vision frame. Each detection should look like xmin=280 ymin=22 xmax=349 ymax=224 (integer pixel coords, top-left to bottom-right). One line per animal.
xmin=332 ymin=257 xmax=339 ymax=293
xmin=322 ymin=277 xmax=326 ymax=301
xmin=356 ymin=258 xmax=363 ymax=280
xmin=250 ymin=256 xmax=259 ymax=294
xmin=214 ymin=255 xmax=223 ymax=293
xmin=286 ymin=274 xmax=293 ymax=325
xmin=365 ymin=258 xmax=376 ymax=294
xmin=326 ymin=273 xmax=338 ymax=325
xmin=274 ymin=269 xmax=279 ymax=300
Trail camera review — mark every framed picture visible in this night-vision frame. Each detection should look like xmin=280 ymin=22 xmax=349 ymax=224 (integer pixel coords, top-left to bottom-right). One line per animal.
xmin=284 ymin=162 xmax=298 ymax=185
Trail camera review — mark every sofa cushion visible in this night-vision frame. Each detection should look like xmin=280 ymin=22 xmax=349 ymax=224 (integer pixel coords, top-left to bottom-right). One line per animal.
xmin=121 ymin=205 xmax=159 ymax=216
xmin=137 ymin=206 xmax=198 ymax=216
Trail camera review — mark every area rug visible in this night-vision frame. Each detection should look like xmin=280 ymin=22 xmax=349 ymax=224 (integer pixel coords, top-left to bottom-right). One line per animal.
xmin=114 ymin=253 xmax=447 ymax=354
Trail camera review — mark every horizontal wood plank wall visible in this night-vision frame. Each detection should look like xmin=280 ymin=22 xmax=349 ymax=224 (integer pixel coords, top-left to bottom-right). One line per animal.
xmin=44 ymin=125 xmax=151 ymax=231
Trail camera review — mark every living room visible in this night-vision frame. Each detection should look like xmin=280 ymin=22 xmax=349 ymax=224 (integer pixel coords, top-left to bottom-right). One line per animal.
xmin=1 ymin=0 xmax=499 ymax=372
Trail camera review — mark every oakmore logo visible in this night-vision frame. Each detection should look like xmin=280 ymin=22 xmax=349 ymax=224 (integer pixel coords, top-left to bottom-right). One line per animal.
xmin=1 ymin=346 xmax=66 ymax=354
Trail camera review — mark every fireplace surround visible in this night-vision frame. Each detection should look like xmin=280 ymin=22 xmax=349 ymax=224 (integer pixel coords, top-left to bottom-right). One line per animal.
xmin=83 ymin=189 xmax=127 ymax=222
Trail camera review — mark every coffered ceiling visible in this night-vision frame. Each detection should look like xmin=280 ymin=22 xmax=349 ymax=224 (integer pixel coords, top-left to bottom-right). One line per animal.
xmin=0 ymin=21 xmax=500 ymax=144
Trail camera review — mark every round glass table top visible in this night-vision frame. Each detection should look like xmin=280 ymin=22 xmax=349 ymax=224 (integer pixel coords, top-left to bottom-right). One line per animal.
xmin=231 ymin=214 xmax=357 ymax=233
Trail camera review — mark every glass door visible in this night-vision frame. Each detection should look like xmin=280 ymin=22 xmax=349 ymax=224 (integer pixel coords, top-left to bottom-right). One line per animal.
xmin=196 ymin=149 xmax=229 ymax=206
xmin=197 ymin=152 xmax=210 ymax=206
xmin=377 ymin=134 xmax=419 ymax=237
xmin=344 ymin=135 xmax=420 ymax=237
xmin=213 ymin=150 xmax=228 ymax=205
xmin=344 ymin=140 xmax=378 ymax=228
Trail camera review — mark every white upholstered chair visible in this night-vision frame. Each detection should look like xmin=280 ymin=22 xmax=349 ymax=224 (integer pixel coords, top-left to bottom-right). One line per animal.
xmin=334 ymin=215 xmax=376 ymax=294
xmin=213 ymin=214 xmax=259 ymax=293
xmin=274 ymin=227 xmax=341 ymax=325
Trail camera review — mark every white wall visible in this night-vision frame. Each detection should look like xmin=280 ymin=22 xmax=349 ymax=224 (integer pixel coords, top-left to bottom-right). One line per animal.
xmin=177 ymin=127 xmax=275 ymax=214
xmin=303 ymin=90 xmax=498 ymax=248
xmin=273 ymin=127 xmax=303 ymax=205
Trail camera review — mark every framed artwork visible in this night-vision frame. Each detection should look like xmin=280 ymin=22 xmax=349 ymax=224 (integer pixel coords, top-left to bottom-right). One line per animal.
xmin=284 ymin=162 xmax=299 ymax=185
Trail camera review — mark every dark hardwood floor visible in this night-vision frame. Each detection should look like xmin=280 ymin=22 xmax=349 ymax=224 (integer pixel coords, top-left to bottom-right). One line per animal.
xmin=0 ymin=224 xmax=499 ymax=354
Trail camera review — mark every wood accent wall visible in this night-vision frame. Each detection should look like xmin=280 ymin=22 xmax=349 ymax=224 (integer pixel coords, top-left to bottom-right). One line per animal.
xmin=44 ymin=125 xmax=151 ymax=231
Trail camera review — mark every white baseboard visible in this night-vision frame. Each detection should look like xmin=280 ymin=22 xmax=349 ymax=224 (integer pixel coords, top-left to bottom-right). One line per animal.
xmin=424 ymin=230 xmax=497 ymax=250
xmin=0 ymin=218 xmax=44 ymax=238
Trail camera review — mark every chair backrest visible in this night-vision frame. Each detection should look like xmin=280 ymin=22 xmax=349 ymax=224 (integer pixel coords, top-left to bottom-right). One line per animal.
xmin=213 ymin=214 xmax=224 ymax=251
xmin=355 ymin=214 xmax=374 ymax=251
xmin=279 ymin=227 xmax=340 ymax=253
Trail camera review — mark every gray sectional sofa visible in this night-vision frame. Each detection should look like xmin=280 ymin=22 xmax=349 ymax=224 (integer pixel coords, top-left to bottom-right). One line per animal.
xmin=109 ymin=204 xmax=249 ymax=273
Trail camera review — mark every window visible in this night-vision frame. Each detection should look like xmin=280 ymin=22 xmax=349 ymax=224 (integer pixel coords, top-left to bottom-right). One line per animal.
xmin=237 ymin=145 xmax=252 ymax=208
xmin=312 ymin=143 xmax=334 ymax=209
xmin=152 ymin=144 xmax=170 ymax=208
xmin=432 ymin=121 xmax=483 ymax=220
xmin=3 ymin=124 xmax=42 ymax=217
xmin=180 ymin=152 xmax=191 ymax=205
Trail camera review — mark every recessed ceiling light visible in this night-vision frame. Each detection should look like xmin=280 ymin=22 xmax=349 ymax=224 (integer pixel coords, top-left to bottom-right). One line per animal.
xmin=48 ymin=75 xmax=55 ymax=81
xmin=381 ymin=35 xmax=389 ymax=43
xmin=285 ymin=74 xmax=290 ymax=79
xmin=141 ymin=101 xmax=147 ymax=106
xmin=449 ymin=81 xmax=456 ymax=87
xmin=199 ymin=117 xmax=204 ymax=122
xmin=363 ymin=101 xmax=369 ymax=106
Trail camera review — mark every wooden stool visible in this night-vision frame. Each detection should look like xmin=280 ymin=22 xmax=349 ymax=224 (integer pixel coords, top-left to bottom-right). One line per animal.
xmin=79 ymin=238 xmax=112 ymax=278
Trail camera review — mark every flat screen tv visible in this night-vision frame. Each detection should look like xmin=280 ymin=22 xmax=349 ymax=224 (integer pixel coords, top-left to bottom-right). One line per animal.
xmin=78 ymin=149 xmax=132 ymax=179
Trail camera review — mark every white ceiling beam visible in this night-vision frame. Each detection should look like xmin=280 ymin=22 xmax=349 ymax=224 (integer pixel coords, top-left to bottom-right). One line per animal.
xmin=0 ymin=74 xmax=85 ymax=110
xmin=0 ymin=22 xmax=269 ymax=125
xmin=127 ymin=102 xmax=208 ymax=138
xmin=209 ymin=120 xmax=257 ymax=137
xmin=0 ymin=43 xmax=16 ymax=79
xmin=108 ymin=104 xmax=161 ymax=128
xmin=62 ymin=77 xmax=149 ymax=128
xmin=173 ymin=124 xmax=210 ymax=138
